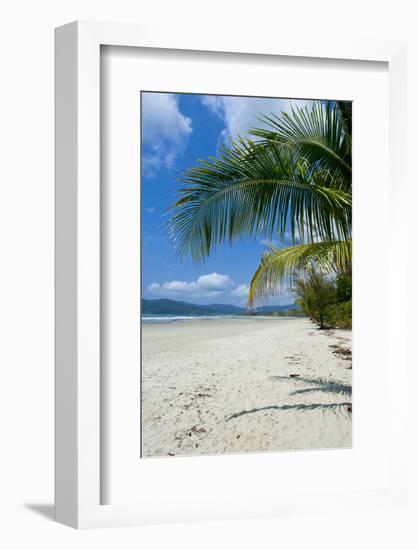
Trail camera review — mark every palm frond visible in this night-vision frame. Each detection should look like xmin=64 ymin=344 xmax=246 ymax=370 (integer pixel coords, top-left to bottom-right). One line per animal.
xmin=336 ymin=100 xmax=352 ymax=142
xmin=169 ymin=139 xmax=351 ymax=262
xmin=250 ymin=102 xmax=351 ymax=187
xmin=248 ymin=239 xmax=352 ymax=307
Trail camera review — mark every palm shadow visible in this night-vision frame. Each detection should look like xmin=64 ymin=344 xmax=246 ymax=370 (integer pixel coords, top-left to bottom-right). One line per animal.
xmin=272 ymin=375 xmax=352 ymax=397
xmin=225 ymin=401 xmax=351 ymax=421
xmin=225 ymin=375 xmax=352 ymax=422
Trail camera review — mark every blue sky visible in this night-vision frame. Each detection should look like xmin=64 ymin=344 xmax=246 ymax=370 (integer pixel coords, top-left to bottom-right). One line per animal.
xmin=141 ymin=92 xmax=311 ymax=306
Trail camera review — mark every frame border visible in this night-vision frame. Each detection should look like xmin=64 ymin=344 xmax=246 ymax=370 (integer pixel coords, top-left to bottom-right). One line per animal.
xmin=55 ymin=20 xmax=407 ymax=528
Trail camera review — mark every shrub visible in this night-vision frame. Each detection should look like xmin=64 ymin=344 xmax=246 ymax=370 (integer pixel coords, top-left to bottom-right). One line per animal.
xmin=325 ymin=299 xmax=352 ymax=329
xmin=336 ymin=271 xmax=352 ymax=302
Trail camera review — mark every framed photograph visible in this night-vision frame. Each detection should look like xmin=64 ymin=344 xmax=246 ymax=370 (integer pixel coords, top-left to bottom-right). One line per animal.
xmin=55 ymin=21 xmax=407 ymax=528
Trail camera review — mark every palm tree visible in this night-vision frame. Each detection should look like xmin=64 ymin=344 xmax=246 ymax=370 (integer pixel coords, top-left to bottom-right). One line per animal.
xmin=169 ymin=100 xmax=352 ymax=307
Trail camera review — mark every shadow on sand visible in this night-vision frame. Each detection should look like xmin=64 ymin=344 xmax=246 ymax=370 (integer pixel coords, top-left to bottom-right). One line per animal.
xmin=225 ymin=375 xmax=352 ymax=422
xmin=225 ymin=401 xmax=351 ymax=421
xmin=271 ymin=375 xmax=351 ymax=397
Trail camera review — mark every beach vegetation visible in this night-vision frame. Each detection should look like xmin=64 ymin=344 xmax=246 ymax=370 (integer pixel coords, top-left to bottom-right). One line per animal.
xmin=294 ymin=271 xmax=352 ymax=329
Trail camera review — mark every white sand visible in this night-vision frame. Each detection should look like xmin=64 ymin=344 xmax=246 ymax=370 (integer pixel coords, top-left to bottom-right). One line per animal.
xmin=141 ymin=317 xmax=352 ymax=457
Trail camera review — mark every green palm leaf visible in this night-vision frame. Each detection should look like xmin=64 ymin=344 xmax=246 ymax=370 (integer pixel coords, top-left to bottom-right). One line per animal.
xmin=248 ymin=239 xmax=352 ymax=307
xmin=337 ymin=100 xmax=352 ymax=142
xmin=168 ymin=99 xmax=352 ymax=308
xmin=169 ymin=139 xmax=351 ymax=262
xmin=251 ymin=101 xmax=351 ymax=187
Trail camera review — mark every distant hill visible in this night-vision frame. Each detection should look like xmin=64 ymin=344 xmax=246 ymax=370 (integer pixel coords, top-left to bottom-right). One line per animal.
xmin=201 ymin=303 xmax=245 ymax=314
xmin=142 ymin=298 xmax=297 ymax=316
xmin=142 ymin=298 xmax=243 ymax=315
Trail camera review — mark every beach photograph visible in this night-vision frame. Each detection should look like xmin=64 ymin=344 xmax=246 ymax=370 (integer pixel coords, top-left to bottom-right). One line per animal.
xmin=141 ymin=92 xmax=352 ymax=458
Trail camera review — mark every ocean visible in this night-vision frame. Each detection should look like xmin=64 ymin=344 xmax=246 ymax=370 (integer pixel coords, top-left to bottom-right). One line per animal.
xmin=141 ymin=314 xmax=294 ymax=324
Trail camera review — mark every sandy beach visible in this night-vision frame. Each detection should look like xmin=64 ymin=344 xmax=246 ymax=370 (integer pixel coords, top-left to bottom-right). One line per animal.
xmin=141 ymin=317 xmax=352 ymax=457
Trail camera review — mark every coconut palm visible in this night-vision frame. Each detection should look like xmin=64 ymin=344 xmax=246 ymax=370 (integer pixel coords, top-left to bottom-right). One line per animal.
xmin=169 ymin=100 xmax=352 ymax=307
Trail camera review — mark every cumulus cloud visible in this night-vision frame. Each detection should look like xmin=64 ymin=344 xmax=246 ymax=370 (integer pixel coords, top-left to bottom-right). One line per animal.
xmin=259 ymin=230 xmax=301 ymax=248
xmin=200 ymin=96 xmax=224 ymax=116
xmin=229 ymin=282 xmax=294 ymax=304
xmin=142 ymin=92 xmax=192 ymax=176
xmin=147 ymin=272 xmax=239 ymax=299
xmin=147 ymin=272 xmax=295 ymax=306
xmin=195 ymin=272 xmax=231 ymax=291
xmin=201 ymin=95 xmax=311 ymax=146
xmin=148 ymin=282 xmax=161 ymax=292
xmin=230 ymin=284 xmax=249 ymax=298
xmin=259 ymin=239 xmax=279 ymax=247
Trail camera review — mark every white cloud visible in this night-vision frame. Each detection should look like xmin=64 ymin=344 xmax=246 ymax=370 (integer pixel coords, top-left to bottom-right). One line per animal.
xmin=142 ymin=92 xmax=192 ymax=176
xmin=147 ymin=272 xmax=237 ymax=299
xmin=230 ymin=284 xmax=249 ymax=298
xmin=259 ymin=230 xmax=301 ymax=248
xmin=259 ymin=239 xmax=279 ymax=247
xmin=200 ymin=96 xmax=224 ymax=116
xmin=194 ymin=272 xmax=231 ymax=291
xmin=147 ymin=272 xmax=295 ymax=306
xmin=145 ymin=207 xmax=156 ymax=214
xmin=201 ymin=95 xmax=311 ymax=146
xmin=148 ymin=282 xmax=161 ymax=292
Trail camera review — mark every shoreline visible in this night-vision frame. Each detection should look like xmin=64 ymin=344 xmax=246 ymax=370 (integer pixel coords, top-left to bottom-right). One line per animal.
xmin=141 ymin=317 xmax=352 ymax=457
xmin=142 ymin=316 xmax=306 ymax=324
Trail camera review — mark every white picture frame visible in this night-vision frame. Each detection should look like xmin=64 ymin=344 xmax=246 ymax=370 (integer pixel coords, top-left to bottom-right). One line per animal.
xmin=55 ymin=20 xmax=407 ymax=529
